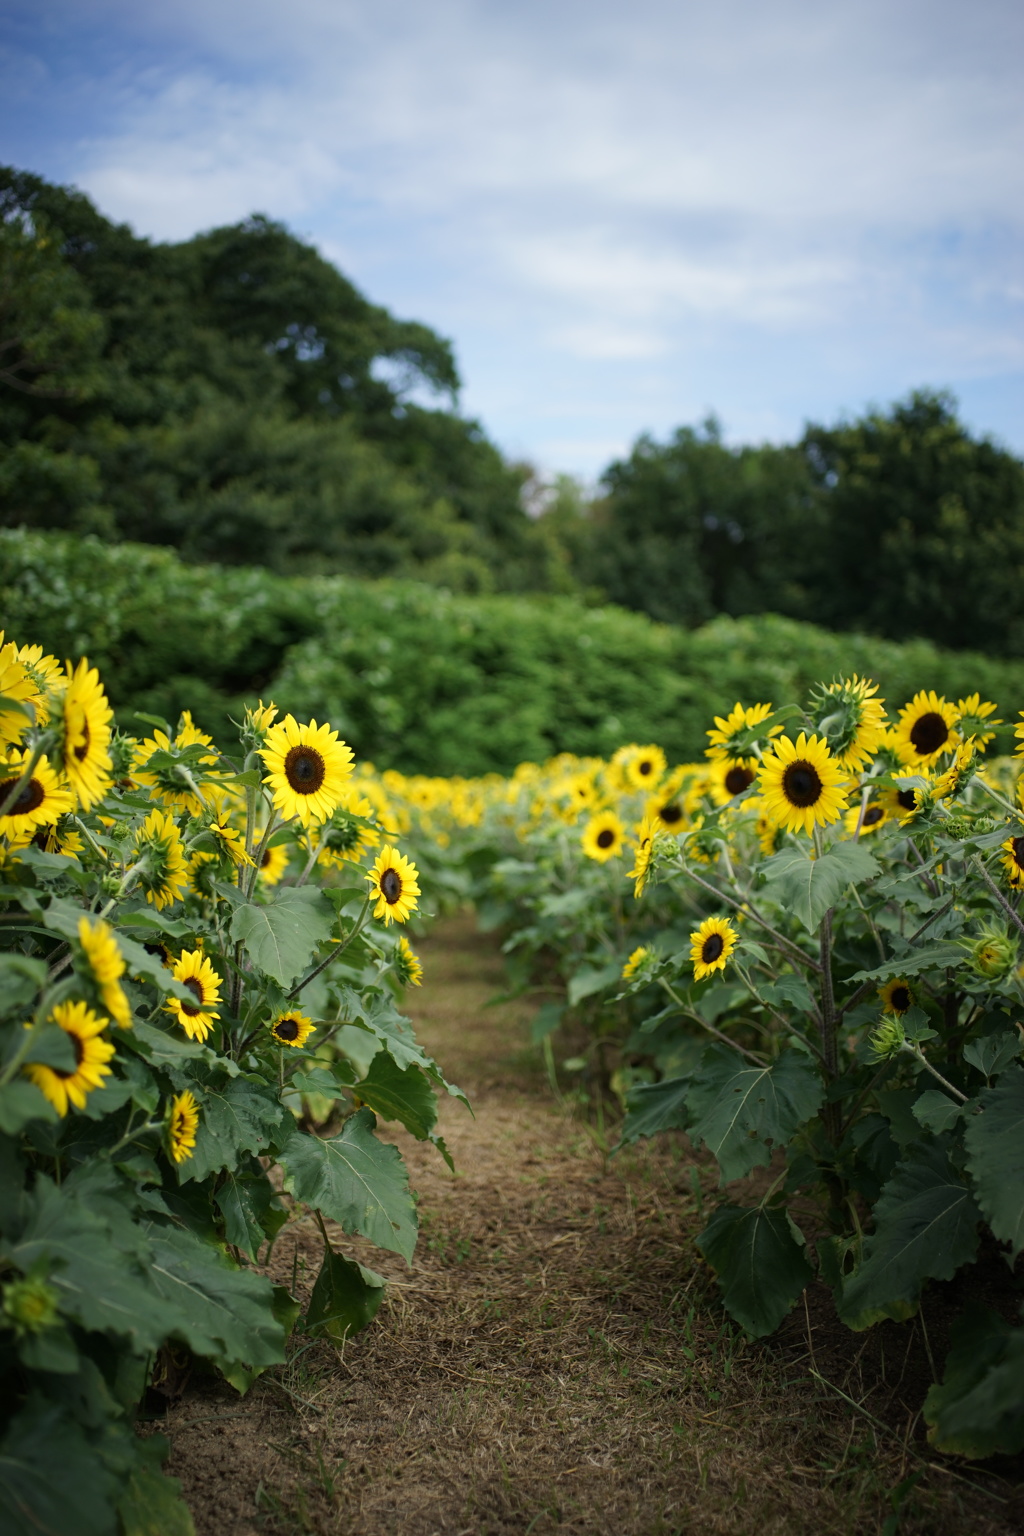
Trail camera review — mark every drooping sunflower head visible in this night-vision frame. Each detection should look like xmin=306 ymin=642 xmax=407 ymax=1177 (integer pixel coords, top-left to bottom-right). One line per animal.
xmin=132 ymin=808 xmax=189 ymax=911
xmin=208 ymin=819 xmax=253 ymax=868
xmin=955 ymin=694 xmax=1001 ymax=753
xmin=269 ymin=1010 xmax=316 ymax=1048
xmin=0 ymin=750 xmax=74 ymax=835
xmin=0 ymin=637 xmax=42 ymax=750
xmin=165 ymin=949 xmax=223 ymax=1042
xmin=705 ymin=702 xmax=780 ymax=766
xmin=317 ymin=803 xmax=380 ymax=869
xmin=810 ymin=675 xmax=888 ymax=772
xmin=878 ymin=977 xmax=915 ymax=1016
xmin=621 ymin=945 xmax=653 ymax=982
xmin=22 ymin=999 xmax=116 ymax=1117
xmin=366 ymin=846 xmax=421 ymax=924
xmin=1001 ymin=833 xmax=1024 ymax=890
xmin=931 ymin=739 xmax=978 ymax=804
xmin=689 ymin=916 xmax=738 ymax=982
xmin=167 ymin=1090 xmax=200 ymax=1164
xmin=893 ymin=691 xmax=960 ymax=768
xmin=242 ymin=698 xmax=279 ymax=747
xmin=59 ymin=658 xmax=114 ymax=811
xmin=757 ymin=733 xmax=849 ymax=837
xmin=76 ymin=916 xmax=131 ymax=1029
xmin=133 ymin=715 xmax=221 ymax=814
xmin=627 ymin=814 xmax=661 ymax=898
xmin=260 ymin=715 xmax=355 ymax=826
xmin=394 ymin=934 xmax=424 ymax=987
xmin=581 ymin=809 xmax=626 ymax=864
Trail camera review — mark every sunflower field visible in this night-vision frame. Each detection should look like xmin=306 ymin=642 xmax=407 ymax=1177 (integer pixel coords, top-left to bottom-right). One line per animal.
xmin=381 ymin=682 xmax=1024 ymax=1461
xmin=0 ymin=631 xmax=462 ymax=1535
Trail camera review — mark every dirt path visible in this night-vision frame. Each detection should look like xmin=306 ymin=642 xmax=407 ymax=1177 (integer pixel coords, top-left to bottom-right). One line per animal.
xmin=162 ymin=916 xmax=1016 ymax=1536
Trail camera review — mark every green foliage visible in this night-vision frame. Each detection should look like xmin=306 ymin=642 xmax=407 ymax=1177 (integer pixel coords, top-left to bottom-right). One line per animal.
xmin=4 ymin=527 xmax=1024 ymax=773
xmin=686 ymin=1046 xmax=824 ymax=1184
xmin=696 ymin=1205 xmax=813 ymax=1338
xmin=0 ymin=636 xmax=459 ymax=1532
xmin=963 ymin=1062 xmax=1024 ymax=1257
xmin=925 ymin=1305 xmax=1024 ymax=1458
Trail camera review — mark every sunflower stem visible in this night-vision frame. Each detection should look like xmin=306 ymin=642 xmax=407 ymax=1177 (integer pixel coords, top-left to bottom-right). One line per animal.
xmin=679 ymin=862 xmax=821 ymax=973
xmin=287 ymin=896 xmax=372 ymax=1001
xmin=901 ymin=1043 xmax=969 ymax=1103
xmin=973 ymin=857 xmax=1024 ymax=942
xmin=658 ymin=978 xmax=767 ymax=1066
xmin=245 ymin=816 xmax=281 ymax=900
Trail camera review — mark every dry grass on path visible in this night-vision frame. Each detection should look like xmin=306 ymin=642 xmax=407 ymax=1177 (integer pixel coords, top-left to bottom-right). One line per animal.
xmin=162 ymin=915 xmax=1020 ymax=1536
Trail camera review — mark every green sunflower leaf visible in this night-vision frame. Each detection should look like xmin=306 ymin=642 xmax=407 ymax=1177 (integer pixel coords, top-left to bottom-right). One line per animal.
xmin=278 ymin=1108 xmax=417 ymax=1262
xmin=352 ymin=1051 xmax=437 ymax=1140
xmin=759 ymin=841 xmax=879 ymax=932
xmin=0 ymin=1078 xmax=59 ymax=1135
xmin=838 ymin=1141 xmax=980 ymax=1330
xmin=924 ymin=1305 xmax=1024 ymax=1459
xmin=696 ymin=1204 xmax=813 ymax=1338
xmin=142 ymin=1222 xmax=286 ymax=1368
xmin=230 ymin=885 xmax=334 ymax=986
xmin=305 ymin=1244 xmax=386 ymax=1341
xmin=686 ymin=1045 xmax=824 ymax=1184
xmin=964 ymin=1062 xmax=1024 ymax=1259
xmin=215 ymin=1170 xmax=277 ymax=1261
xmin=0 ymin=1396 xmax=118 ymax=1536
xmin=619 ymin=1076 xmax=691 ymax=1143
xmin=845 ymin=941 xmax=968 ymax=983
xmin=178 ymin=1074 xmax=287 ymax=1184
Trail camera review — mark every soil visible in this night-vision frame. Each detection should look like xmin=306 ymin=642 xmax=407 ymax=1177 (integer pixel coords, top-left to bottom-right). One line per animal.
xmin=153 ymin=915 xmax=1023 ymax=1535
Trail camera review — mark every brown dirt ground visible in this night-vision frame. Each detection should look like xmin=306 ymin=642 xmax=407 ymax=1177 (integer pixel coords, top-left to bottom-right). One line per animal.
xmin=154 ymin=915 xmax=1023 ymax=1536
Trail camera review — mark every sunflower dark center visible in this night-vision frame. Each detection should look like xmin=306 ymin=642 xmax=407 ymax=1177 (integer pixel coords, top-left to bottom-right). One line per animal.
xmin=1012 ymin=837 xmax=1024 ymax=869
xmin=274 ymin=1017 xmax=300 ymax=1042
xmin=638 ymin=759 xmax=653 ymax=776
xmin=181 ymin=977 xmax=204 ymax=1017
xmin=725 ymin=765 xmax=755 ymax=796
xmin=596 ymin=828 xmax=615 ymax=849
xmin=909 ymin=712 xmax=948 ymax=756
xmin=897 ymin=788 xmax=918 ymax=812
xmin=701 ymin=933 xmax=725 ymax=964
xmin=782 ymin=761 xmax=822 ymax=807
xmin=261 ymin=847 xmax=272 ymax=867
xmin=863 ymin=806 xmax=885 ymax=826
xmin=890 ymin=985 xmax=911 ymax=1013
xmin=381 ymin=868 xmax=402 ymax=903
xmin=660 ymin=802 xmax=683 ymax=825
xmin=284 ymin=744 xmax=326 ymax=795
xmin=73 ymin=719 xmax=91 ymax=763
xmin=0 ymin=775 xmax=45 ymax=816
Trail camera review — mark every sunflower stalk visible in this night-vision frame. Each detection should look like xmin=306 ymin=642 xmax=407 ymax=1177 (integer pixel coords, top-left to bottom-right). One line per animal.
xmin=287 ymin=895 xmax=372 ymax=1001
xmin=658 ymin=978 xmax=767 ymax=1066
xmin=972 ymin=856 xmax=1024 ymax=942
xmin=244 ymin=815 xmax=281 ymax=901
xmin=900 ymin=1042 xmax=969 ymax=1104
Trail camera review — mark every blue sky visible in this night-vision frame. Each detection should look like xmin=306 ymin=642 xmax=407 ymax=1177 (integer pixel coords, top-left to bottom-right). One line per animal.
xmin=3 ymin=0 xmax=1022 ymax=476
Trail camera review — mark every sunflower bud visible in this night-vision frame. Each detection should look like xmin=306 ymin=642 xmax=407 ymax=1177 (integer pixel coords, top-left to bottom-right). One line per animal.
xmin=2 ymin=1275 xmax=60 ymax=1336
xmin=970 ymin=929 xmax=1017 ymax=980
xmin=869 ymin=1017 xmax=906 ymax=1060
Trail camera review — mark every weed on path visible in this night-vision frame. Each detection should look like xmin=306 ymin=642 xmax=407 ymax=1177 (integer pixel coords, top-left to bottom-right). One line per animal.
xmin=159 ymin=916 xmax=1018 ymax=1535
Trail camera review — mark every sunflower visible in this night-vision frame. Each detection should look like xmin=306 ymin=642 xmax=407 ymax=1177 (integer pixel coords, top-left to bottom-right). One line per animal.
xmin=581 ymin=810 xmax=626 ymax=863
xmin=844 ymin=800 xmax=889 ymax=837
xmin=133 ymin=713 xmax=221 ymax=814
xmin=0 ymin=636 xmax=41 ymax=749
xmin=621 ymin=945 xmax=652 ymax=981
xmin=394 ymin=934 xmax=424 ymax=987
xmin=9 ymin=818 xmax=84 ymax=859
xmin=758 ymin=733 xmax=848 ymax=836
xmin=209 ymin=819 xmax=253 ymax=867
xmin=60 ymin=658 xmax=114 ymax=811
xmin=931 ymin=739 xmax=977 ymax=802
xmin=167 ymin=1091 xmax=199 ymax=1164
xmin=1001 ymin=833 xmax=1024 ymax=889
xmin=878 ymin=777 xmax=929 ymax=825
xmin=16 ymin=643 xmax=63 ymax=708
xmin=23 ymin=1000 xmax=115 ymax=1116
xmin=186 ymin=851 xmax=220 ymax=899
xmin=0 ymin=750 xmax=73 ymax=835
xmin=269 ymin=1009 xmax=315 ymax=1048
xmin=627 ymin=814 xmax=658 ymax=898
xmin=624 ymin=745 xmax=667 ymax=792
xmin=317 ymin=807 xmax=380 ymax=869
xmin=648 ymin=767 xmax=701 ymax=834
xmin=878 ymin=977 xmax=915 ymax=1016
xmin=563 ymin=771 xmax=599 ymax=816
xmin=77 ymin=916 xmax=131 ymax=1029
xmin=366 ymin=846 xmax=420 ymax=924
xmin=956 ymin=694 xmax=1001 ymax=752
xmin=690 ymin=916 xmax=738 ymax=982
xmin=243 ymin=699 xmax=279 ymax=742
xmin=258 ymin=841 xmax=290 ymax=885
xmin=260 ymin=715 xmax=354 ymax=826
xmin=705 ymin=702 xmax=780 ymax=764
xmin=892 ymin=691 xmax=960 ymax=768
xmin=132 ymin=808 xmax=189 ymax=910
xmin=165 ymin=950 xmax=222 ymax=1042
xmin=812 ymin=676 xmax=888 ymax=772
xmin=707 ymin=758 xmax=758 ymax=806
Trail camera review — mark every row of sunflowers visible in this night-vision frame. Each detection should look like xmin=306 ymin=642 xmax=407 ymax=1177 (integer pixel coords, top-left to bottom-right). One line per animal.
xmin=0 ymin=631 xmax=460 ymax=1536
xmin=382 ymin=680 xmax=1024 ymax=1462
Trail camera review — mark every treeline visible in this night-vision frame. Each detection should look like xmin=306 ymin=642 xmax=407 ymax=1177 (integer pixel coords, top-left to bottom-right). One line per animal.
xmin=3 ymin=528 xmax=1021 ymax=775
xmin=3 ymin=167 xmax=1024 ymax=657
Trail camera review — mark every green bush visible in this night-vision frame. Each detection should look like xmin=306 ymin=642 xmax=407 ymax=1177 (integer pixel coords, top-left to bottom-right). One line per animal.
xmin=3 ymin=527 xmax=1022 ymax=773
